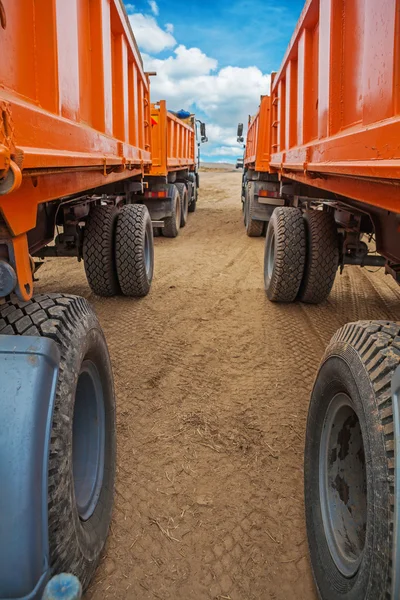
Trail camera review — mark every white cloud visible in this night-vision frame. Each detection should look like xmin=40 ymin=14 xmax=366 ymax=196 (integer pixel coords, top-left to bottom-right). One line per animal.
xmin=125 ymin=3 xmax=135 ymax=13
xmin=165 ymin=23 xmax=174 ymax=34
xmin=143 ymin=45 xmax=217 ymax=79
xmin=144 ymin=50 xmax=270 ymax=128
xmin=128 ymin=8 xmax=270 ymax=160
xmin=148 ymin=0 xmax=159 ymax=16
xmin=128 ymin=13 xmax=176 ymax=54
xmin=203 ymin=146 xmax=243 ymax=157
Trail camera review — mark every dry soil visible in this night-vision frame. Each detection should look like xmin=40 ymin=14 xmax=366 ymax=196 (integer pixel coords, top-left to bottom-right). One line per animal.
xmin=35 ymin=171 xmax=400 ymax=600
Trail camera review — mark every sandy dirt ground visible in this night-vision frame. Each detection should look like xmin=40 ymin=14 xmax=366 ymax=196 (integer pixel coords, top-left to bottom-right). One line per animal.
xmin=35 ymin=171 xmax=400 ymax=600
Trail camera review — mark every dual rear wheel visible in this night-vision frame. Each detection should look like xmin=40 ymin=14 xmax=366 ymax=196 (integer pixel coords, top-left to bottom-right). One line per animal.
xmin=264 ymin=206 xmax=339 ymax=303
xmin=83 ymin=204 xmax=154 ymax=298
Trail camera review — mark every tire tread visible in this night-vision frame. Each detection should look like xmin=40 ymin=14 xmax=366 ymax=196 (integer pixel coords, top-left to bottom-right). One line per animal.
xmin=83 ymin=206 xmax=120 ymax=297
xmin=115 ymin=204 xmax=153 ymax=297
xmin=298 ymin=210 xmax=338 ymax=304
xmin=264 ymin=207 xmax=306 ymax=302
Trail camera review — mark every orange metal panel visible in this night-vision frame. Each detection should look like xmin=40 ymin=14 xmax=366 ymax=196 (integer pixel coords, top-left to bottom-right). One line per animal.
xmin=0 ymin=0 xmax=152 ymax=202
xmin=149 ymin=101 xmax=195 ymax=177
xmin=244 ymin=95 xmax=271 ymax=172
xmin=246 ymin=0 xmax=400 ymax=215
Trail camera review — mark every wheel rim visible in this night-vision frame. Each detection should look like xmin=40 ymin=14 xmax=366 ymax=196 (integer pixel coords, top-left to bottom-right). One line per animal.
xmin=144 ymin=229 xmax=151 ymax=277
xmin=266 ymin=231 xmax=275 ymax=279
xmin=319 ymin=393 xmax=367 ymax=577
xmin=72 ymin=360 xmax=105 ymax=521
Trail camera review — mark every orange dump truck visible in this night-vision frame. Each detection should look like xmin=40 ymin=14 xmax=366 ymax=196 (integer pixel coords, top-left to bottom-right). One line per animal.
xmin=0 ymin=1 xmax=154 ymax=596
xmin=242 ymin=1 xmax=400 ymax=598
xmin=140 ymin=100 xmax=206 ymax=237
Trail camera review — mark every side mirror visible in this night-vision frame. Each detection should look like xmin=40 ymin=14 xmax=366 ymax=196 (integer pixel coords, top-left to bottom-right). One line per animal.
xmin=237 ymin=123 xmax=244 ymax=142
xmin=200 ymin=122 xmax=206 ymax=138
xmin=201 ymin=136 xmax=208 ymax=143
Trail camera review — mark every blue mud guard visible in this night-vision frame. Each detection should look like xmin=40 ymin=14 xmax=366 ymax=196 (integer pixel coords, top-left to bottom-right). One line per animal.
xmin=0 ymin=336 xmax=60 ymax=600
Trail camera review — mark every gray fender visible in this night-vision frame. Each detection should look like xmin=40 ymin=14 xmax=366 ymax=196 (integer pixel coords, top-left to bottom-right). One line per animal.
xmin=0 ymin=336 xmax=60 ymax=600
xmin=246 ymin=181 xmax=285 ymax=222
xmin=143 ymin=183 xmax=177 ymax=220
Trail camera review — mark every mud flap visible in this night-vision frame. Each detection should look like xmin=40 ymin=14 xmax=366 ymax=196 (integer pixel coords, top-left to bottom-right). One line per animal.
xmin=392 ymin=365 xmax=400 ymax=599
xmin=0 ymin=336 xmax=60 ymax=600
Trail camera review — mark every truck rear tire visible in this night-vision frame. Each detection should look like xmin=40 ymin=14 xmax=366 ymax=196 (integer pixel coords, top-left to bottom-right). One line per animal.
xmin=162 ymin=186 xmax=181 ymax=237
xmin=305 ymin=320 xmax=400 ymax=600
xmin=0 ymin=294 xmax=116 ymax=592
xmin=188 ymin=177 xmax=197 ymax=213
xmin=298 ymin=210 xmax=339 ymax=304
xmin=244 ymin=184 xmax=264 ymax=237
xmin=264 ymin=207 xmax=306 ymax=302
xmin=115 ymin=204 xmax=154 ymax=297
xmin=83 ymin=206 xmax=120 ymax=297
xmin=175 ymin=182 xmax=189 ymax=227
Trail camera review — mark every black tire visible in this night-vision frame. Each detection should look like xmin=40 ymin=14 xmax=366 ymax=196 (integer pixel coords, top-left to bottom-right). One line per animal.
xmin=244 ymin=183 xmax=264 ymax=237
xmin=298 ymin=210 xmax=339 ymax=304
xmin=188 ymin=181 xmax=197 ymax=213
xmin=264 ymin=207 xmax=306 ymax=302
xmin=0 ymin=293 xmax=116 ymax=591
xmin=241 ymin=171 xmax=248 ymax=209
xmin=83 ymin=205 xmax=120 ymax=297
xmin=115 ymin=204 xmax=154 ymax=297
xmin=175 ymin=182 xmax=189 ymax=227
xmin=162 ymin=186 xmax=181 ymax=237
xmin=305 ymin=320 xmax=400 ymax=600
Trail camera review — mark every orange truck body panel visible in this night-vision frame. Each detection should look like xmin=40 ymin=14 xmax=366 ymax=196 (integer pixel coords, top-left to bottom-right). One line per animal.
xmin=149 ymin=101 xmax=195 ymax=177
xmin=0 ymin=0 xmax=151 ymax=299
xmin=246 ymin=0 xmax=400 ymax=214
xmin=245 ymin=95 xmax=271 ymax=173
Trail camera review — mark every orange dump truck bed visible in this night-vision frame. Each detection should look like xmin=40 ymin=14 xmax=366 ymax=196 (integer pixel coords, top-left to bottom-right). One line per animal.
xmin=0 ymin=0 xmax=152 ymax=299
xmin=149 ymin=101 xmax=195 ymax=177
xmin=246 ymin=0 xmax=400 ymax=215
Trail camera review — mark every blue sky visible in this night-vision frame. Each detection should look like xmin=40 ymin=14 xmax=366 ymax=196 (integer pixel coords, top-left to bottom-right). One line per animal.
xmin=125 ymin=0 xmax=304 ymax=162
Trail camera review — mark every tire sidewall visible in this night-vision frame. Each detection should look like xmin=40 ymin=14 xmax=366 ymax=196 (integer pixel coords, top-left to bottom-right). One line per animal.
xmin=244 ymin=183 xmax=250 ymax=226
xmin=49 ymin=308 xmax=116 ymax=588
xmin=144 ymin=209 xmax=154 ymax=284
xmin=264 ymin=211 xmax=277 ymax=292
xmin=305 ymin=343 xmax=390 ymax=599
xmin=179 ymin=185 xmax=189 ymax=226
xmin=174 ymin=189 xmax=181 ymax=233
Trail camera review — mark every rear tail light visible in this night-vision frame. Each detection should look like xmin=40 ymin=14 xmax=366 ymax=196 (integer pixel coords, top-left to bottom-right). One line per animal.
xmin=258 ymin=189 xmax=279 ymax=198
xmin=145 ymin=190 xmax=167 ymax=198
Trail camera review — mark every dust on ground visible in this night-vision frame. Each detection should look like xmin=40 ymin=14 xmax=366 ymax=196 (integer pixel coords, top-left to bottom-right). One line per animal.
xmin=36 ymin=171 xmax=400 ymax=599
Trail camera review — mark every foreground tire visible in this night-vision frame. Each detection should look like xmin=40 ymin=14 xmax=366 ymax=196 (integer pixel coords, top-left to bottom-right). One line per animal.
xmin=298 ymin=210 xmax=339 ymax=304
xmin=162 ymin=186 xmax=181 ymax=237
xmin=175 ymin=182 xmax=189 ymax=227
xmin=83 ymin=206 xmax=120 ymax=297
xmin=115 ymin=204 xmax=154 ymax=297
xmin=264 ymin=207 xmax=306 ymax=302
xmin=0 ymin=294 xmax=116 ymax=591
xmin=305 ymin=320 xmax=400 ymax=600
xmin=244 ymin=183 xmax=264 ymax=237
